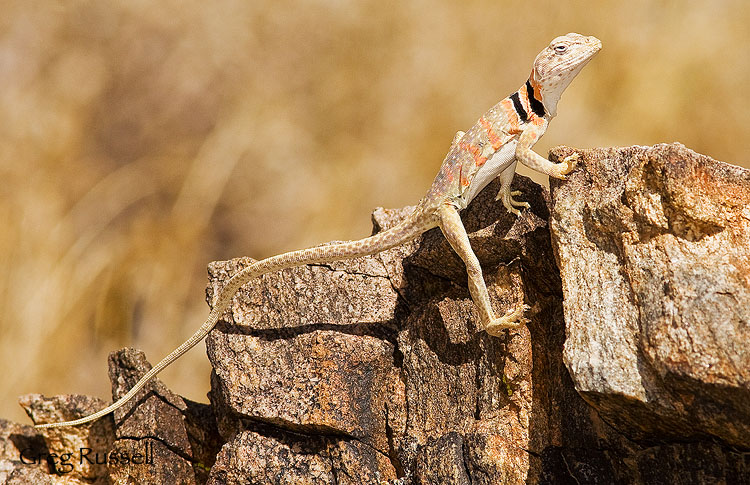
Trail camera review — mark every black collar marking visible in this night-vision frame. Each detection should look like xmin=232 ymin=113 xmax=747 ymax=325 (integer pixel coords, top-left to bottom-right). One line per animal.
xmin=525 ymin=80 xmax=546 ymax=117
xmin=509 ymin=92 xmax=528 ymax=123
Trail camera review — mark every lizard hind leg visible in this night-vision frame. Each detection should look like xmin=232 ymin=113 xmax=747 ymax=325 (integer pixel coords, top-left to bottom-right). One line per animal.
xmin=484 ymin=303 xmax=530 ymax=336
xmin=437 ymin=205 xmax=528 ymax=335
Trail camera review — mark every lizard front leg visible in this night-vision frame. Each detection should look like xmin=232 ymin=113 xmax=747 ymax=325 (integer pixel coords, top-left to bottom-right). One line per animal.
xmin=438 ymin=204 xmax=527 ymax=335
xmin=515 ymin=118 xmax=579 ymax=179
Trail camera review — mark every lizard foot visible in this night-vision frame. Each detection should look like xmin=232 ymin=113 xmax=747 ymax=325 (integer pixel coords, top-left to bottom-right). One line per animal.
xmin=484 ymin=304 xmax=530 ymax=337
xmin=551 ymin=153 xmax=580 ymax=180
xmin=496 ymin=189 xmax=531 ymax=217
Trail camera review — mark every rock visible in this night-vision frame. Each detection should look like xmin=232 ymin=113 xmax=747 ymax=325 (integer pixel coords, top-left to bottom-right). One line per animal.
xmin=550 ymin=144 xmax=750 ymax=472
xmin=0 ymin=418 xmax=59 ymax=484
xmin=207 ymin=426 xmax=396 ymax=484
xmin=205 ymin=251 xmax=405 ymax=455
xmin=205 ymin=175 xmax=567 ymax=483
xmin=16 ymin=349 xmax=222 ymax=484
xmin=105 ymin=349 xmax=222 ymax=484
xmin=19 ymin=394 xmax=113 ymax=483
xmin=7 ymin=144 xmax=750 ymax=483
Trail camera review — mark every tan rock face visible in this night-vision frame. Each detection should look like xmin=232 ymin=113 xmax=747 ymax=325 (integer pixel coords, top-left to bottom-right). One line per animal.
xmin=550 ymin=143 xmax=750 ymax=447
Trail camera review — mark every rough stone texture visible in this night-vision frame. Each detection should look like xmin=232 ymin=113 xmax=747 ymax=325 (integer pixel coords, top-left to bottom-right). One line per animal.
xmin=0 ymin=418 xmax=62 ymax=484
xmin=105 ymin=349 xmax=223 ymax=484
xmin=5 ymin=144 xmax=750 ymax=483
xmin=207 ymin=426 xmax=396 ymax=485
xmin=16 ymin=349 xmax=222 ymax=484
xmin=549 ymin=143 xmax=750 ymax=479
xmin=19 ymin=394 xmax=114 ymax=483
xmin=550 ymin=144 xmax=750 ymax=442
xmin=205 ymin=176 xmax=576 ymax=484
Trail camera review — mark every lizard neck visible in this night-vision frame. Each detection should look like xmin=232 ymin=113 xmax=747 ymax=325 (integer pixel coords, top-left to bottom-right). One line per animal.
xmin=524 ymin=79 xmax=549 ymax=119
xmin=528 ymin=71 xmax=558 ymax=118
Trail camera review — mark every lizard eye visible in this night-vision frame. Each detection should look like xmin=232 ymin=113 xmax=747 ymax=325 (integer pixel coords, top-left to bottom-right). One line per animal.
xmin=554 ymin=44 xmax=568 ymax=54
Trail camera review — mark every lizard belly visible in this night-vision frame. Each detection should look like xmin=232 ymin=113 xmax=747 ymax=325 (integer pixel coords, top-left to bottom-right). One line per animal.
xmin=461 ymin=141 xmax=517 ymax=207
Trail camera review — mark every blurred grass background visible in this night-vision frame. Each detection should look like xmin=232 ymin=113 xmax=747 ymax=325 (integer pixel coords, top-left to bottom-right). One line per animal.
xmin=2 ymin=1 xmax=749 ymax=424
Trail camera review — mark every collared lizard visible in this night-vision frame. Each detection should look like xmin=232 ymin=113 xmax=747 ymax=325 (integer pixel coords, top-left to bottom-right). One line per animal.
xmin=35 ymin=33 xmax=601 ymax=428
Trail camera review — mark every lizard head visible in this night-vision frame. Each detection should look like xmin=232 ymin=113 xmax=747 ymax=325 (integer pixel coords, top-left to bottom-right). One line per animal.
xmin=530 ymin=33 xmax=602 ymax=117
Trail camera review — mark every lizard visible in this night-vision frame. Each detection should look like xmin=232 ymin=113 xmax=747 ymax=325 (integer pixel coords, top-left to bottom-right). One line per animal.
xmin=35 ymin=33 xmax=601 ymax=428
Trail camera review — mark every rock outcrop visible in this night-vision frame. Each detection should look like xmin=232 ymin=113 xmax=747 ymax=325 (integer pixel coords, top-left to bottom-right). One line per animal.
xmin=7 ymin=144 xmax=750 ymax=483
xmin=203 ymin=174 xmax=554 ymax=484
xmin=549 ymin=143 xmax=750 ymax=480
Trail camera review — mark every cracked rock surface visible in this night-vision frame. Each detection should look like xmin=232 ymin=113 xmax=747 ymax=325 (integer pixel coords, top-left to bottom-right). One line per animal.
xmin=205 ymin=175 xmax=551 ymax=484
xmin=549 ymin=143 xmax=750 ymax=468
xmin=16 ymin=350 xmax=222 ymax=484
xmin=8 ymin=144 xmax=750 ymax=483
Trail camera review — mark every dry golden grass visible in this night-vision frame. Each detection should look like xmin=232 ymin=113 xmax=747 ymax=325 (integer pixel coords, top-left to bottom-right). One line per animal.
xmin=2 ymin=1 xmax=749 ymax=424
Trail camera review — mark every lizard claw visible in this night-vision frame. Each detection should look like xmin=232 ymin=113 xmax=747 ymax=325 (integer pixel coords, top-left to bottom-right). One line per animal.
xmin=553 ymin=153 xmax=580 ymax=179
xmin=484 ymin=304 xmax=530 ymax=336
xmin=496 ymin=189 xmax=531 ymax=216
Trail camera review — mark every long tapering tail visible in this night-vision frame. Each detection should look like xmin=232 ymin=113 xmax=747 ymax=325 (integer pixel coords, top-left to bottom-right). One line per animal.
xmin=35 ymin=215 xmax=431 ymax=428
